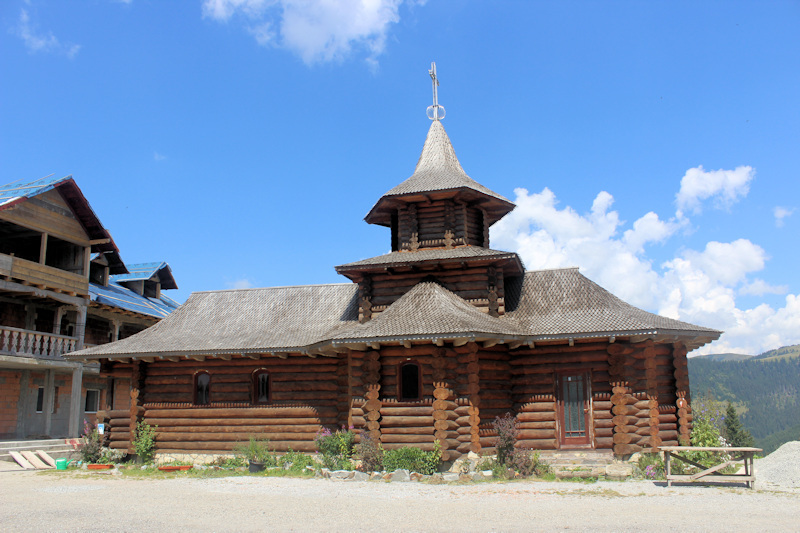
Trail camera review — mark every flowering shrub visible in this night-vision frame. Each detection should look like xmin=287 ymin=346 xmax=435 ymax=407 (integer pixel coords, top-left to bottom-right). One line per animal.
xmin=315 ymin=426 xmax=355 ymax=470
xmin=78 ymin=420 xmax=102 ymax=464
xmin=355 ymin=433 xmax=383 ymax=472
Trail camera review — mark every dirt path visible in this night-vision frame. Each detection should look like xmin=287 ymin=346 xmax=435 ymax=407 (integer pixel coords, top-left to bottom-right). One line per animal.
xmin=1 ymin=470 xmax=798 ymax=532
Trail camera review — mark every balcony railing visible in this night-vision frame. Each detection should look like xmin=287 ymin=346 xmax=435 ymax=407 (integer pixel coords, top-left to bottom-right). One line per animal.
xmin=0 ymin=326 xmax=78 ymax=358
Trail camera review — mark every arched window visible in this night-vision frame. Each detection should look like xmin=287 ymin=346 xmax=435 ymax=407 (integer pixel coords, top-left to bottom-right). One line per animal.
xmin=252 ymin=369 xmax=271 ymax=404
xmin=194 ymin=371 xmax=210 ymax=405
xmin=398 ymin=361 xmax=421 ymax=401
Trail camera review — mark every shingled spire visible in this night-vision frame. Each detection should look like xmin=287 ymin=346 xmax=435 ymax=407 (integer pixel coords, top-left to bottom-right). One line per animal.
xmin=365 ymin=65 xmax=515 ymax=231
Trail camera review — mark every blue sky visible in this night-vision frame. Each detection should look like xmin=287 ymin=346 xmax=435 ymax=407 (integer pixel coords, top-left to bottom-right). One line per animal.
xmin=1 ymin=1 xmax=798 ymax=355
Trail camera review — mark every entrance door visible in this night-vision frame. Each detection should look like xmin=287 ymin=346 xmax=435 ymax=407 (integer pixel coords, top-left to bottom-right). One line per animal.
xmin=558 ymin=373 xmax=592 ymax=447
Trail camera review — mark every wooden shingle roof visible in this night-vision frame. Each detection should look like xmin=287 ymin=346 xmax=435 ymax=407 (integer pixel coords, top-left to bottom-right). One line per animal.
xmin=365 ymin=120 xmax=515 ymax=227
xmin=66 ymin=268 xmax=720 ymax=361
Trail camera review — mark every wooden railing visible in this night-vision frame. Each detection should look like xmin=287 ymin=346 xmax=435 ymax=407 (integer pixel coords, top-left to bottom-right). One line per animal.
xmin=0 ymin=326 xmax=78 ymax=358
xmin=0 ymin=253 xmax=88 ymax=296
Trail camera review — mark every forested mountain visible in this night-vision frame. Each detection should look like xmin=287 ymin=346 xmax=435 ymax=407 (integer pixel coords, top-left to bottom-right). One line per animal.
xmin=689 ymin=348 xmax=800 ymax=454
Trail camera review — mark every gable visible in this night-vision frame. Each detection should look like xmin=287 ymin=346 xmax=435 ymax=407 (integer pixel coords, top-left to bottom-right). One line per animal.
xmin=0 ymin=188 xmax=90 ymax=246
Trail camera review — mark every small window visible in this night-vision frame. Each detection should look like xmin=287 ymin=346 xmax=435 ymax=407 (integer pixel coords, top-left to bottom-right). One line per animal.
xmin=85 ymin=390 xmax=100 ymax=413
xmin=36 ymin=387 xmax=44 ymax=413
xmin=398 ymin=361 xmax=421 ymax=401
xmin=194 ymin=372 xmax=210 ymax=405
xmin=252 ymin=370 xmax=271 ymax=404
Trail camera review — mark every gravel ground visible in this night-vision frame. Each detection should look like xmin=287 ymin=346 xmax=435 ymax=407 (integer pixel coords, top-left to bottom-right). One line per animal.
xmin=1 ymin=469 xmax=798 ymax=532
xmin=754 ymin=440 xmax=800 ymax=490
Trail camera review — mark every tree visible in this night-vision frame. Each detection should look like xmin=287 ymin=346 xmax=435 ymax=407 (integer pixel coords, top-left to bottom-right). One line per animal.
xmin=724 ymin=402 xmax=755 ymax=448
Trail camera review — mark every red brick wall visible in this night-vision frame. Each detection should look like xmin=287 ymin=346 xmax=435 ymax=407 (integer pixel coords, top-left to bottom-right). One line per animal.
xmin=0 ymin=371 xmax=21 ymax=438
xmin=0 ymin=302 xmax=26 ymax=329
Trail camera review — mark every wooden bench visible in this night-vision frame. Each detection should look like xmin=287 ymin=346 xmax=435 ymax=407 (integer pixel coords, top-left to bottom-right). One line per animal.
xmin=660 ymin=446 xmax=762 ymax=488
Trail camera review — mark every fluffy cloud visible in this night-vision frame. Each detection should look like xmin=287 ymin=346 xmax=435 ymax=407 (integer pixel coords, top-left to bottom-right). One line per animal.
xmin=202 ymin=0 xmax=407 ymax=66
xmin=675 ymin=165 xmax=753 ymax=217
xmin=225 ymin=278 xmax=254 ymax=289
xmin=774 ymin=206 xmax=794 ymax=228
xmin=492 ymin=168 xmax=800 ymax=356
xmin=14 ymin=9 xmax=80 ymax=58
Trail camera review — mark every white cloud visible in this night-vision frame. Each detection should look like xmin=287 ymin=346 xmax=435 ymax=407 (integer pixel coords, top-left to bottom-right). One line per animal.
xmin=201 ymin=0 xmax=406 ymax=66
xmin=774 ymin=206 xmax=794 ymax=228
xmin=13 ymin=9 xmax=81 ymax=58
xmin=226 ymin=278 xmax=254 ymax=289
xmin=153 ymin=152 xmax=167 ymax=161
xmin=675 ymin=165 xmax=753 ymax=217
xmin=491 ymin=167 xmax=800 ymax=356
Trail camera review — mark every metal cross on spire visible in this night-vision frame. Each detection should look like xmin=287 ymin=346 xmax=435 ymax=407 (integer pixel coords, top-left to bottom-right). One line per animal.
xmin=426 ymin=62 xmax=445 ymax=121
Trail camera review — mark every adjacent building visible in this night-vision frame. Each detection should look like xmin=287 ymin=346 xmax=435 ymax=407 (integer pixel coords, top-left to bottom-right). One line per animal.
xmin=0 ymin=176 xmax=178 ymax=439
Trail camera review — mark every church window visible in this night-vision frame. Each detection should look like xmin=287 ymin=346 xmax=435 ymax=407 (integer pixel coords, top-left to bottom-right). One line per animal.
xmin=398 ymin=361 xmax=421 ymax=401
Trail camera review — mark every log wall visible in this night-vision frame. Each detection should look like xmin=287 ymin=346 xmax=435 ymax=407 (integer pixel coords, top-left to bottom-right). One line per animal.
xmin=98 ymin=339 xmax=689 ymax=457
xmin=511 ymin=342 xmax=612 ymax=451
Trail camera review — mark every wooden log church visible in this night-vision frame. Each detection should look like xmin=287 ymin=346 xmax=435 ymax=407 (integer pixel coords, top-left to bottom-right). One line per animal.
xmin=67 ymin=68 xmax=720 ymax=460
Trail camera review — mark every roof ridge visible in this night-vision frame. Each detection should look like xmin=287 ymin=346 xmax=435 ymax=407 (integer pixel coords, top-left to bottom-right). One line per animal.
xmin=194 ymin=282 xmax=355 ymax=294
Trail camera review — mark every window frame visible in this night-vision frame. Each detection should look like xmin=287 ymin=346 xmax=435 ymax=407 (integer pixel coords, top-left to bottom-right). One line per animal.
xmin=194 ymin=371 xmax=211 ymax=406
xmin=397 ymin=360 xmax=422 ymax=401
xmin=84 ymin=389 xmax=100 ymax=413
xmin=251 ymin=369 xmax=272 ymax=405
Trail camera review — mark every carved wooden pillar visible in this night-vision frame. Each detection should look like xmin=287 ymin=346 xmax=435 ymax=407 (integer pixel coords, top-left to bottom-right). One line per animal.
xmin=359 ymin=275 xmax=373 ymax=323
xmin=129 ymin=360 xmax=145 ymax=454
xmin=673 ymin=342 xmax=691 ymax=444
xmin=444 ymin=200 xmax=455 ymax=249
xmin=481 ymin=208 xmax=490 ymax=248
xmin=362 ymin=350 xmax=382 ymax=442
xmin=608 ymin=343 xmax=642 ymax=456
xmin=432 ymin=347 xmax=457 ymax=461
xmin=408 ymin=204 xmax=419 ymax=251
xmin=336 ymin=353 xmax=350 ymax=429
xmin=487 ymin=267 xmax=499 ymax=317
xmin=465 ymin=342 xmax=481 ymax=454
xmin=641 ymin=342 xmax=662 ymax=451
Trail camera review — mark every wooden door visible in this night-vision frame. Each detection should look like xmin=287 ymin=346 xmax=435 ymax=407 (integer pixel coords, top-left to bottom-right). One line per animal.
xmin=558 ymin=373 xmax=592 ymax=447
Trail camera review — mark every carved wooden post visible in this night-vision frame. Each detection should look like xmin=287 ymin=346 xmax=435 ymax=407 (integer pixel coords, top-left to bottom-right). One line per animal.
xmin=640 ymin=342 xmax=662 ymax=452
xmin=673 ymin=342 xmax=691 ymax=444
xmin=487 ymin=267 xmax=499 ymax=317
xmin=359 ymin=275 xmax=373 ymax=323
xmin=432 ymin=347 xmax=456 ymax=461
xmin=608 ymin=342 xmax=642 ymax=456
xmin=362 ymin=350 xmax=382 ymax=442
xmin=129 ymin=360 xmax=145 ymax=454
xmin=444 ymin=200 xmax=455 ymax=249
xmin=336 ymin=353 xmax=350 ymax=429
xmin=465 ymin=342 xmax=481 ymax=454
xmin=408 ymin=204 xmax=420 ymax=251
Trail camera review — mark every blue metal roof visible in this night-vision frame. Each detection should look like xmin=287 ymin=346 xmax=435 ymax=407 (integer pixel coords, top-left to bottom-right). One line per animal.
xmin=110 ymin=262 xmax=177 ymax=289
xmin=89 ymin=280 xmax=180 ymax=319
xmin=0 ymin=175 xmax=70 ymax=208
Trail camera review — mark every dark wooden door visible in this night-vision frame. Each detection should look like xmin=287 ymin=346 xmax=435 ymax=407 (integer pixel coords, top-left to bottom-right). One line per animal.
xmin=558 ymin=373 xmax=592 ymax=447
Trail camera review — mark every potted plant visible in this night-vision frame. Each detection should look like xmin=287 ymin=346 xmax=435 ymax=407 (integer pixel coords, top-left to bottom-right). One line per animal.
xmin=235 ymin=436 xmax=275 ymax=473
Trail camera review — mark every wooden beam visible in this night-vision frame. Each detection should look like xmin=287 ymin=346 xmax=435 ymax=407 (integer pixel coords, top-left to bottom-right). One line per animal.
xmin=482 ymin=339 xmax=500 ymax=348
xmin=188 ymin=354 xmax=205 ymax=361
xmin=368 ymin=342 xmax=381 ymax=350
xmin=217 ymin=354 xmax=232 ymax=361
xmin=402 ymin=340 xmax=412 ymax=349
xmin=89 ymin=238 xmax=111 ymax=245
xmin=243 ymin=353 xmax=261 ymax=360
xmin=507 ymin=340 xmax=524 ymax=350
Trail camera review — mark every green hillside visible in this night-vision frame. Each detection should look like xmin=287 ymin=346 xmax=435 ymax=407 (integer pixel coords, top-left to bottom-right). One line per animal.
xmin=689 ymin=350 xmax=800 ymax=454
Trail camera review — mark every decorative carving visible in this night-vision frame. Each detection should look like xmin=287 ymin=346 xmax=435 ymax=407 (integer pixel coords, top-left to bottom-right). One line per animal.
xmin=359 ymin=275 xmax=373 ymax=323
xmin=444 ymin=230 xmax=455 ymax=249
xmin=487 ymin=267 xmax=499 ymax=317
xmin=481 ymin=208 xmax=490 ymax=247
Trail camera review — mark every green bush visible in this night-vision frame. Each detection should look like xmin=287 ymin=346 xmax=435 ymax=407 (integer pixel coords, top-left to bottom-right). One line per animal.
xmin=234 ymin=436 xmax=276 ymax=466
xmin=133 ymin=421 xmax=158 ymax=464
xmin=382 ymin=441 xmax=441 ymax=475
xmin=315 ymin=427 xmax=355 ymax=470
xmin=78 ymin=420 xmax=102 ymax=464
xmin=278 ymin=449 xmax=315 ymax=472
xmin=355 ymin=433 xmax=383 ymax=472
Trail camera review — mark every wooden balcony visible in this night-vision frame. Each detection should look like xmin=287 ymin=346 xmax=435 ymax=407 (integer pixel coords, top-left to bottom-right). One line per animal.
xmin=0 ymin=253 xmax=88 ymax=297
xmin=0 ymin=326 xmax=79 ymax=358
